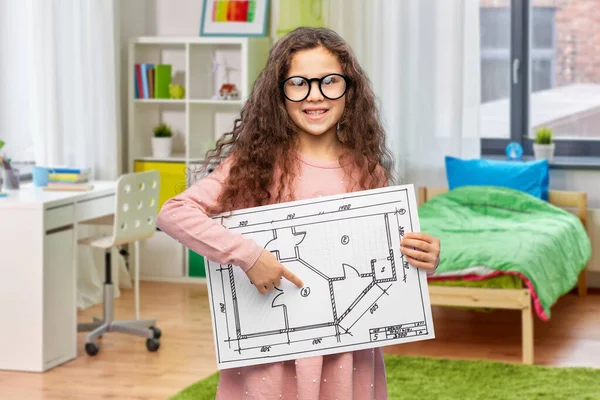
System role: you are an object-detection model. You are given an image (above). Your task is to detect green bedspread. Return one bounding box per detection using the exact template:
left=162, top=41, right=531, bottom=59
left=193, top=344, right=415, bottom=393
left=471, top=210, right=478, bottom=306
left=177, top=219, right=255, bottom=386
left=419, top=186, right=592, bottom=319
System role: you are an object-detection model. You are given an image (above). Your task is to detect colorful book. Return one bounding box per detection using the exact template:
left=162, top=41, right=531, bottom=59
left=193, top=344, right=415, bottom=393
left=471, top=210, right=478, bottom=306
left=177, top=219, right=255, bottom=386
left=50, top=167, right=90, bottom=174
left=134, top=63, right=171, bottom=99
left=141, top=64, right=148, bottom=99
left=154, top=64, right=172, bottom=99
left=135, top=64, right=144, bottom=98
left=142, top=64, right=154, bottom=99
left=49, top=173, right=88, bottom=183
left=44, top=182, right=94, bottom=191
left=134, top=65, right=139, bottom=98
left=148, top=67, right=155, bottom=98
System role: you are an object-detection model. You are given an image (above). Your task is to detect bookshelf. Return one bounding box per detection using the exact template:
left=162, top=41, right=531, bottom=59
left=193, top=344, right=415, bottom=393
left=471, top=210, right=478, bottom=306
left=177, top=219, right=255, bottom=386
left=127, top=36, right=272, bottom=282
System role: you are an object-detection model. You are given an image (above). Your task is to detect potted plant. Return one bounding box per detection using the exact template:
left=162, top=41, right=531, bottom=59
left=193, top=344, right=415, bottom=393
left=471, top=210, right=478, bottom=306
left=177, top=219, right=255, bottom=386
left=533, top=126, right=554, bottom=162
left=152, top=123, right=173, bottom=158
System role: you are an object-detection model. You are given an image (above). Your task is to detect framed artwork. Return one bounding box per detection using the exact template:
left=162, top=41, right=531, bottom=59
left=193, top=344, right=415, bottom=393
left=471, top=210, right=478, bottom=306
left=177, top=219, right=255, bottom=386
left=200, top=0, right=270, bottom=37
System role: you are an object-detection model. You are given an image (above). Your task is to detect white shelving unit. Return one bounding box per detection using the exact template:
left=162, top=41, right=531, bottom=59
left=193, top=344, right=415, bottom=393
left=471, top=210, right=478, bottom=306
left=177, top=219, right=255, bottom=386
left=127, top=36, right=272, bottom=172
left=127, top=36, right=272, bottom=282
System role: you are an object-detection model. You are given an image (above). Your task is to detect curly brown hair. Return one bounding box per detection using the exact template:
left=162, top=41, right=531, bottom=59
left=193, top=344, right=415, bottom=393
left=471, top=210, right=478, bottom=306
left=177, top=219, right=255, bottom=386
left=200, top=27, right=394, bottom=214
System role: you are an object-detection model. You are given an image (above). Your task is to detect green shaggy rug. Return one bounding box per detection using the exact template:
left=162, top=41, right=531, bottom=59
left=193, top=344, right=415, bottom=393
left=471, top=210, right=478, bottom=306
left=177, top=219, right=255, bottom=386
left=169, top=355, right=600, bottom=400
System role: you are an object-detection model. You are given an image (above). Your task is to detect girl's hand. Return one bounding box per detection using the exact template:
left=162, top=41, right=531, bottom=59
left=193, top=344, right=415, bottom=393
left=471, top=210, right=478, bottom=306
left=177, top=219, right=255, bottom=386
left=246, top=249, right=304, bottom=294
left=400, top=232, right=441, bottom=272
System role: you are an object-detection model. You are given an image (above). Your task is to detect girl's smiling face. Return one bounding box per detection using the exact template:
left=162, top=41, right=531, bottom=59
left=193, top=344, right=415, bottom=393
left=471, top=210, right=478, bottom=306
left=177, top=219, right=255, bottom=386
left=283, top=46, right=346, bottom=142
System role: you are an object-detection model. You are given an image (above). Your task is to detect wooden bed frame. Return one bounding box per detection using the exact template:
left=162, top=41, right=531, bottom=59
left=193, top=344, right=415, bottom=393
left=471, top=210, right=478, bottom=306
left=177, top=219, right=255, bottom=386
left=419, top=187, right=589, bottom=365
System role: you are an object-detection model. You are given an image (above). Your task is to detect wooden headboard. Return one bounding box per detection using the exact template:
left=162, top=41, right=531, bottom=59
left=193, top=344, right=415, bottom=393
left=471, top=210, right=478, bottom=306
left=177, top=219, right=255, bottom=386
left=417, top=187, right=588, bottom=230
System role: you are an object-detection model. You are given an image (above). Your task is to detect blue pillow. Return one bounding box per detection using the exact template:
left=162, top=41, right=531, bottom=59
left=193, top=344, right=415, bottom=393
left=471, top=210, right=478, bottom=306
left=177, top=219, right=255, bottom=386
left=445, top=156, right=550, bottom=200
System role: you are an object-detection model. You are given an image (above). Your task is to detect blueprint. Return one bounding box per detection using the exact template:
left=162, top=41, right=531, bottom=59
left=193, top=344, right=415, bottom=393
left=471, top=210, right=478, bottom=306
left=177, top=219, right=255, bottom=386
left=205, top=184, right=435, bottom=369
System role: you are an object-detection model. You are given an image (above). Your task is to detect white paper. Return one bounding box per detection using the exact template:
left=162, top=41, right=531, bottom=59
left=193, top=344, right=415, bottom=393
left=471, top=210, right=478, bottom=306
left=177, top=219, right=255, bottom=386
left=205, top=184, right=435, bottom=370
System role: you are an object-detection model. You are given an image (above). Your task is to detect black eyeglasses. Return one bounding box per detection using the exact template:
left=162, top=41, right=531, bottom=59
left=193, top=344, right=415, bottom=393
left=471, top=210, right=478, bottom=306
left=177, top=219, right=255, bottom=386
left=280, top=74, right=350, bottom=102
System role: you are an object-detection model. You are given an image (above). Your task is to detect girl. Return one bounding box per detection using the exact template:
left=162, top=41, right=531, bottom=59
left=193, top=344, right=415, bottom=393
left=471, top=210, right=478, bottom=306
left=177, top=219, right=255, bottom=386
left=157, top=27, right=440, bottom=400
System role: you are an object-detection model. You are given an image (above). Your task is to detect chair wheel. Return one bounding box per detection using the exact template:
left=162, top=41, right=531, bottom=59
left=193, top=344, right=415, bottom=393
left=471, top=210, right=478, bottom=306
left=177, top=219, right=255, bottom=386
left=150, top=326, right=162, bottom=339
left=85, top=342, right=99, bottom=356
left=146, top=338, right=160, bottom=352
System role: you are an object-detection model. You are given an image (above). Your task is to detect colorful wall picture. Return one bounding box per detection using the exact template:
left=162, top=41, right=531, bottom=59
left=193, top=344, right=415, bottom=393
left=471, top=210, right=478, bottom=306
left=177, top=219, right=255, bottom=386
left=200, top=0, right=269, bottom=37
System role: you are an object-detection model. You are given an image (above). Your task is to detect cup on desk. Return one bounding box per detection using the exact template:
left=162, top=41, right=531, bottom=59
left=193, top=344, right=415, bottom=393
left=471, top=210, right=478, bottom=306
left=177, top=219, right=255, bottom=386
left=32, top=166, right=50, bottom=187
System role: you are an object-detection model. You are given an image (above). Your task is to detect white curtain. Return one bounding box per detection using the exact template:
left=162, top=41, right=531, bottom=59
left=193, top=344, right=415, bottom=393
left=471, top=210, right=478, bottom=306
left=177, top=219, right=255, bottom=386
left=325, top=0, right=481, bottom=187
left=28, top=0, right=121, bottom=179
left=0, top=0, right=128, bottom=309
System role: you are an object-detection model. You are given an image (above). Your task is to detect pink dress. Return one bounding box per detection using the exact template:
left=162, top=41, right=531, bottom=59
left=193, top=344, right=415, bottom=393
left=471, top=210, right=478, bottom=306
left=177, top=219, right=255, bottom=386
left=157, top=152, right=389, bottom=400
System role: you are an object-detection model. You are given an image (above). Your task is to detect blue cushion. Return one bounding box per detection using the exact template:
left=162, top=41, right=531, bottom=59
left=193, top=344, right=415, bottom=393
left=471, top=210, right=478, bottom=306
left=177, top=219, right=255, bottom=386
left=445, top=156, right=550, bottom=200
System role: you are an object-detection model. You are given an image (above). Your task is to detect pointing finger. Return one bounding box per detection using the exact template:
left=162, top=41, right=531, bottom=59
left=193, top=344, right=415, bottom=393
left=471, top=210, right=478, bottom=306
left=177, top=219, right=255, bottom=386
left=282, top=267, right=303, bottom=288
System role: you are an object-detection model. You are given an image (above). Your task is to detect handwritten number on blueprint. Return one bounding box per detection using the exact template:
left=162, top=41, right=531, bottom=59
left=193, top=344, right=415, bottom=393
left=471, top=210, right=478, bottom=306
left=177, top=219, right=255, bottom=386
left=370, top=303, right=378, bottom=314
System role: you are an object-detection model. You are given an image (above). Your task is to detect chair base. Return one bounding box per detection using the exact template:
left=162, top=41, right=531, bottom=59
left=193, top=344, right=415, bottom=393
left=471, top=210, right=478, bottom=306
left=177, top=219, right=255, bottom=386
left=77, top=251, right=161, bottom=356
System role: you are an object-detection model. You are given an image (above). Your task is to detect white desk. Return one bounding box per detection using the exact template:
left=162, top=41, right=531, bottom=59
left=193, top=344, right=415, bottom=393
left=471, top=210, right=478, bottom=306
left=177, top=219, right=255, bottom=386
left=0, top=181, right=116, bottom=372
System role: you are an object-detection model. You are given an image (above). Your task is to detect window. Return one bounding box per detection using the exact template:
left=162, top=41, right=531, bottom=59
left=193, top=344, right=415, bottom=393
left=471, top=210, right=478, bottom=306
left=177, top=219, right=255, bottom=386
left=480, top=0, right=600, bottom=157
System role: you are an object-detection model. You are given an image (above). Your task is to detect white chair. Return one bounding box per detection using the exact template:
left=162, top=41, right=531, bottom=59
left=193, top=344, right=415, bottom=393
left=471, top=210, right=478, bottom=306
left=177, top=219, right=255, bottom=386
left=77, top=170, right=161, bottom=356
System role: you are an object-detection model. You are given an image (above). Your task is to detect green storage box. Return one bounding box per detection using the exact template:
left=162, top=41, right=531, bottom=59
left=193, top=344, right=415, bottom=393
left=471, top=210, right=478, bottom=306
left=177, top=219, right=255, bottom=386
left=189, top=250, right=206, bottom=278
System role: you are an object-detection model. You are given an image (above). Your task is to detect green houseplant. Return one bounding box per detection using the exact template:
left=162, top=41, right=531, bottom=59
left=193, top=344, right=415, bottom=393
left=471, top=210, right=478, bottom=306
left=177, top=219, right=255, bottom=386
left=532, top=126, right=554, bottom=162
left=152, top=123, right=173, bottom=158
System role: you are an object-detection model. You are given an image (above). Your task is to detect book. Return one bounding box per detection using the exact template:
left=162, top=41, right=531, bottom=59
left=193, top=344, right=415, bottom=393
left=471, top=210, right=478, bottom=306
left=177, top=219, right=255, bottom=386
left=141, top=63, right=154, bottom=100
left=49, top=172, right=89, bottom=183
left=155, top=64, right=172, bottom=99
left=49, top=167, right=90, bottom=174
left=43, top=182, right=94, bottom=191
left=134, top=65, right=139, bottom=98
left=148, top=67, right=154, bottom=98
left=135, top=64, right=144, bottom=98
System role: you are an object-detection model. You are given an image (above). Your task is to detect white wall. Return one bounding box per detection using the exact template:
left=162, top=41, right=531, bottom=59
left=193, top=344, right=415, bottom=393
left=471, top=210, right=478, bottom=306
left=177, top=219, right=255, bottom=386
left=118, top=0, right=198, bottom=170
left=118, top=0, right=154, bottom=172
left=147, top=0, right=279, bottom=39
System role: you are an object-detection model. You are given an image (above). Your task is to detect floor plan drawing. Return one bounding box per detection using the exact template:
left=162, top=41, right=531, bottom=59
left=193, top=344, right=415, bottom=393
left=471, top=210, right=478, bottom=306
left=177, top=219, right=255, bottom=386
left=205, top=184, right=435, bottom=369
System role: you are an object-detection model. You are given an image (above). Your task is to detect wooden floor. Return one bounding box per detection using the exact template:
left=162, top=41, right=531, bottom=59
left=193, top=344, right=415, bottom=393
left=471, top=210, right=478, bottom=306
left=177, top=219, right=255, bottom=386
left=1, top=282, right=599, bottom=399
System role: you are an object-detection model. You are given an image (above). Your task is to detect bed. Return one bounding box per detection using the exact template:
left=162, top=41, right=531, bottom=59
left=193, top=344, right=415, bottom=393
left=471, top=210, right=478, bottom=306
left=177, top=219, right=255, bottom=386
left=418, top=185, right=592, bottom=365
